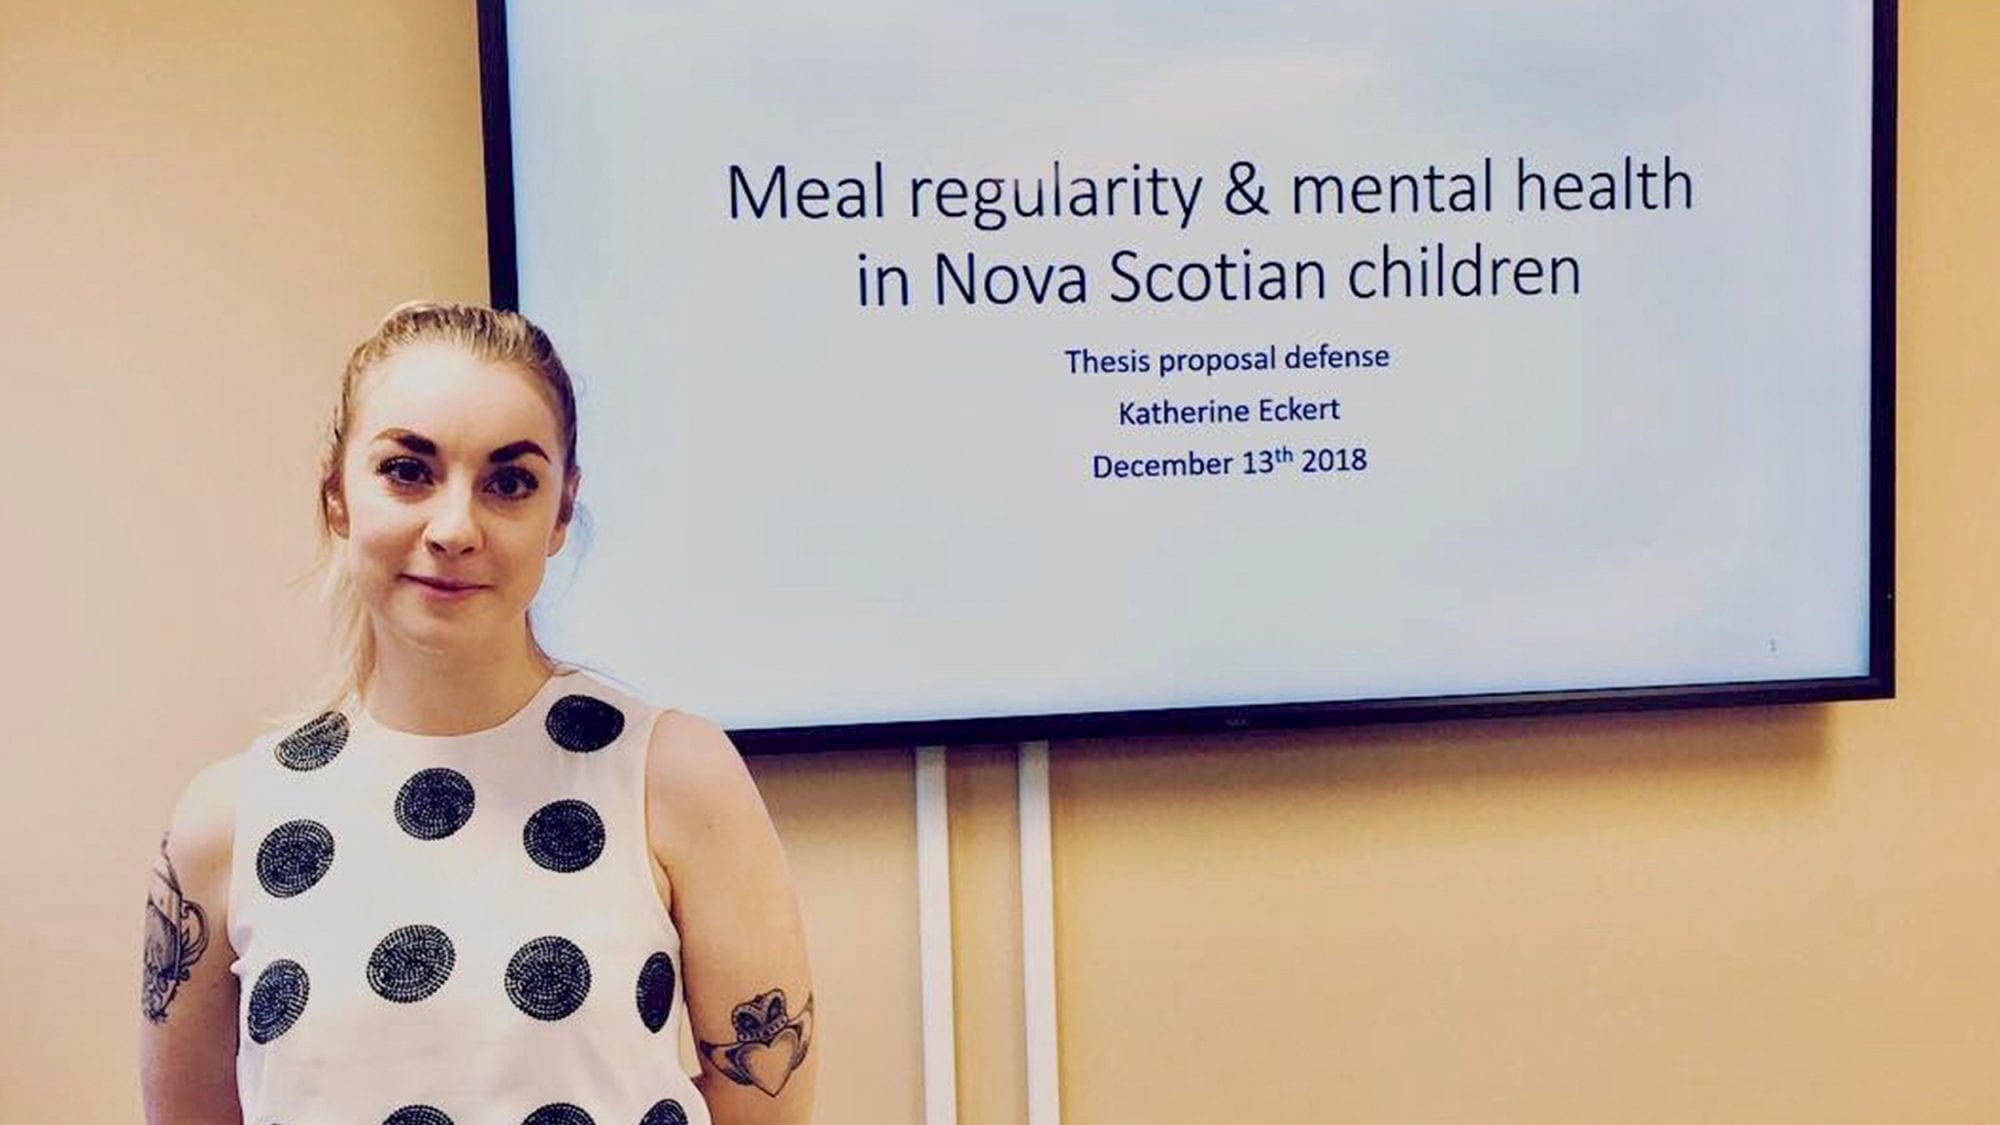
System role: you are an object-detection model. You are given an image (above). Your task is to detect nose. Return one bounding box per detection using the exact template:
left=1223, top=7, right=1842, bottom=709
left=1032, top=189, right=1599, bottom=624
left=424, top=480, right=483, bottom=557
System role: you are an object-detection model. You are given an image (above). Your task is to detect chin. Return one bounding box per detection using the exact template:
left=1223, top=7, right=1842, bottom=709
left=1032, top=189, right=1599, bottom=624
left=376, top=604, right=504, bottom=655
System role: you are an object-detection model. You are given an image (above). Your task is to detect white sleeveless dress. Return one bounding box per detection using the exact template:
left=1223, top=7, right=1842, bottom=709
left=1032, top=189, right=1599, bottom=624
left=226, top=668, right=710, bottom=1125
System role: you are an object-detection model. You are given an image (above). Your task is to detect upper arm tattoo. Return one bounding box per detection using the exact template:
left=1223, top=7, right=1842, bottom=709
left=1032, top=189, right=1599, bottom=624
left=142, top=832, right=211, bottom=1023
left=697, top=989, right=814, bottom=1097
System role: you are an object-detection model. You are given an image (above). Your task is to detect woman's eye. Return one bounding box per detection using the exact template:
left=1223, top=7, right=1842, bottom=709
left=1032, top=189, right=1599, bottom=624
left=488, top=467, right=540, bottom=499
left=378, top=457, right=431, bottom=486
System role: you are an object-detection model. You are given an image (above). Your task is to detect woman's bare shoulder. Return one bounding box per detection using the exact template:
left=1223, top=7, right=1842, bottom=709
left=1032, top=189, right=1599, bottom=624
left=163, top=752, right=247, bottom=879
left=642, top=708, right=769, bottom=854
left=645, top=708, right=742, bottom=780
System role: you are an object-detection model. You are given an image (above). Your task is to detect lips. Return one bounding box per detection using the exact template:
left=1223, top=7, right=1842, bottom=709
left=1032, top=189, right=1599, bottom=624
left=404, top=575, right=487, bottom=592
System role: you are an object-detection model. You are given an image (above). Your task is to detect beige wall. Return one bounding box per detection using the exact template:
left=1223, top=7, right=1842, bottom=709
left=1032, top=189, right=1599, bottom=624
left=1, top=3, right=1993, bottom=1122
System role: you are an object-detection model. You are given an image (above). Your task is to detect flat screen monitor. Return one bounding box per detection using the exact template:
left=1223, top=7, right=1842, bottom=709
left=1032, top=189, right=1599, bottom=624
left=480, top=0, right=1895, bottom=751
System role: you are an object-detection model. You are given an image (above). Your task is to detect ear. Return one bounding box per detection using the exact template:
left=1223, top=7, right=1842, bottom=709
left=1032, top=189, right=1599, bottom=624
left=323, top=483, right=350, bottom=540
left=548, top=472, right=581, bottom=556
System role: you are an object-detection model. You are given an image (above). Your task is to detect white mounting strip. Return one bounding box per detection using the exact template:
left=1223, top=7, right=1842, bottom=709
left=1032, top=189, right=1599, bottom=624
left=914, top=745, right=958, bottom=1125
left=1018, top=740, right=1062, bottom=1125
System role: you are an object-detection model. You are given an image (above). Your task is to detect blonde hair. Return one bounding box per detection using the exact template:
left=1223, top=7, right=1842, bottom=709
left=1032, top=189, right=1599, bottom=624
left=306, top=301, right=582, bottom=715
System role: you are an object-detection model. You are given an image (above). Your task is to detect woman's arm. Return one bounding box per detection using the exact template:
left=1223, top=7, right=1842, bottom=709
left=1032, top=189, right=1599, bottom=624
left=139, top=757, right=243, bottom=1124
left=647, top=712, right=817, bottom=1125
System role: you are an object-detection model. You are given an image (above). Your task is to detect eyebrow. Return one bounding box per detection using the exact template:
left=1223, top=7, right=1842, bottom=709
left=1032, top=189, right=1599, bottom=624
left=370, top=429, right=551, bottom=464
left=376, top=430, right=437, bottom=456
left=488, top=440, right=552, bottom=465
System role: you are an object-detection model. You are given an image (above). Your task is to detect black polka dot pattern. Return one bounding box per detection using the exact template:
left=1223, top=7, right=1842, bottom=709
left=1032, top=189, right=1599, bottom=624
left=523, top=800, right=605, bottom=873
left=246, top=959, right=310, bottom=1044
left=522, top=1105, right=594, bottom=1125
left=639, top=1099, right=688, bottom=1125
left=384, top=1108, right=453, bottom=1125
left=255, top=820, right=335, bottom=898
left=636, top=952, right=676, bottom=1033
left=395, top=768, right=476, bottom=840
left=506, top=936, right=592, bottom=1021
left=276, top=711, right=348, bottom=771
left=367, top=925, right=456, bottom=1003
left=545, top=694, right=624, bottom=752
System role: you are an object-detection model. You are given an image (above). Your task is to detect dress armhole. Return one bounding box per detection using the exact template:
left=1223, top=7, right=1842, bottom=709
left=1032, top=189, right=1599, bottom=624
left=635, top=706, right=685, bottom=947
left=219, top=741, right=264, bottom=977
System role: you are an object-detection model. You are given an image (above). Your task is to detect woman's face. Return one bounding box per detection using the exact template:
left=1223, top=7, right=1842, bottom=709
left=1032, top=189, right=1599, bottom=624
left=328, top=342, right=574, bottom=663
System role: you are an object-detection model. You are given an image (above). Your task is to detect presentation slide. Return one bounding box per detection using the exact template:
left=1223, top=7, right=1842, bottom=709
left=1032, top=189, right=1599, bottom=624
left=499, top=1, right=1881, bottom=737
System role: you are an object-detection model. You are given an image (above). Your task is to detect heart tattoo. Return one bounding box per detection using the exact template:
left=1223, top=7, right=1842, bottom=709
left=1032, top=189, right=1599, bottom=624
left=698, top=989, right=814, bottom=1097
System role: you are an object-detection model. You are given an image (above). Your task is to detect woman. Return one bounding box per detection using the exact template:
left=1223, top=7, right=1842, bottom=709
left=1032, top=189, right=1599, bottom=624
left=139, top=303, right=815, bottom=1125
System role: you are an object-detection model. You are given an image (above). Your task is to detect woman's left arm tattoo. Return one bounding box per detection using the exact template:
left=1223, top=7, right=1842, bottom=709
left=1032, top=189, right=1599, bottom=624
left=141, top=832, right=211, bottom=1023
left=697, top=988, right=814, bottom=1097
